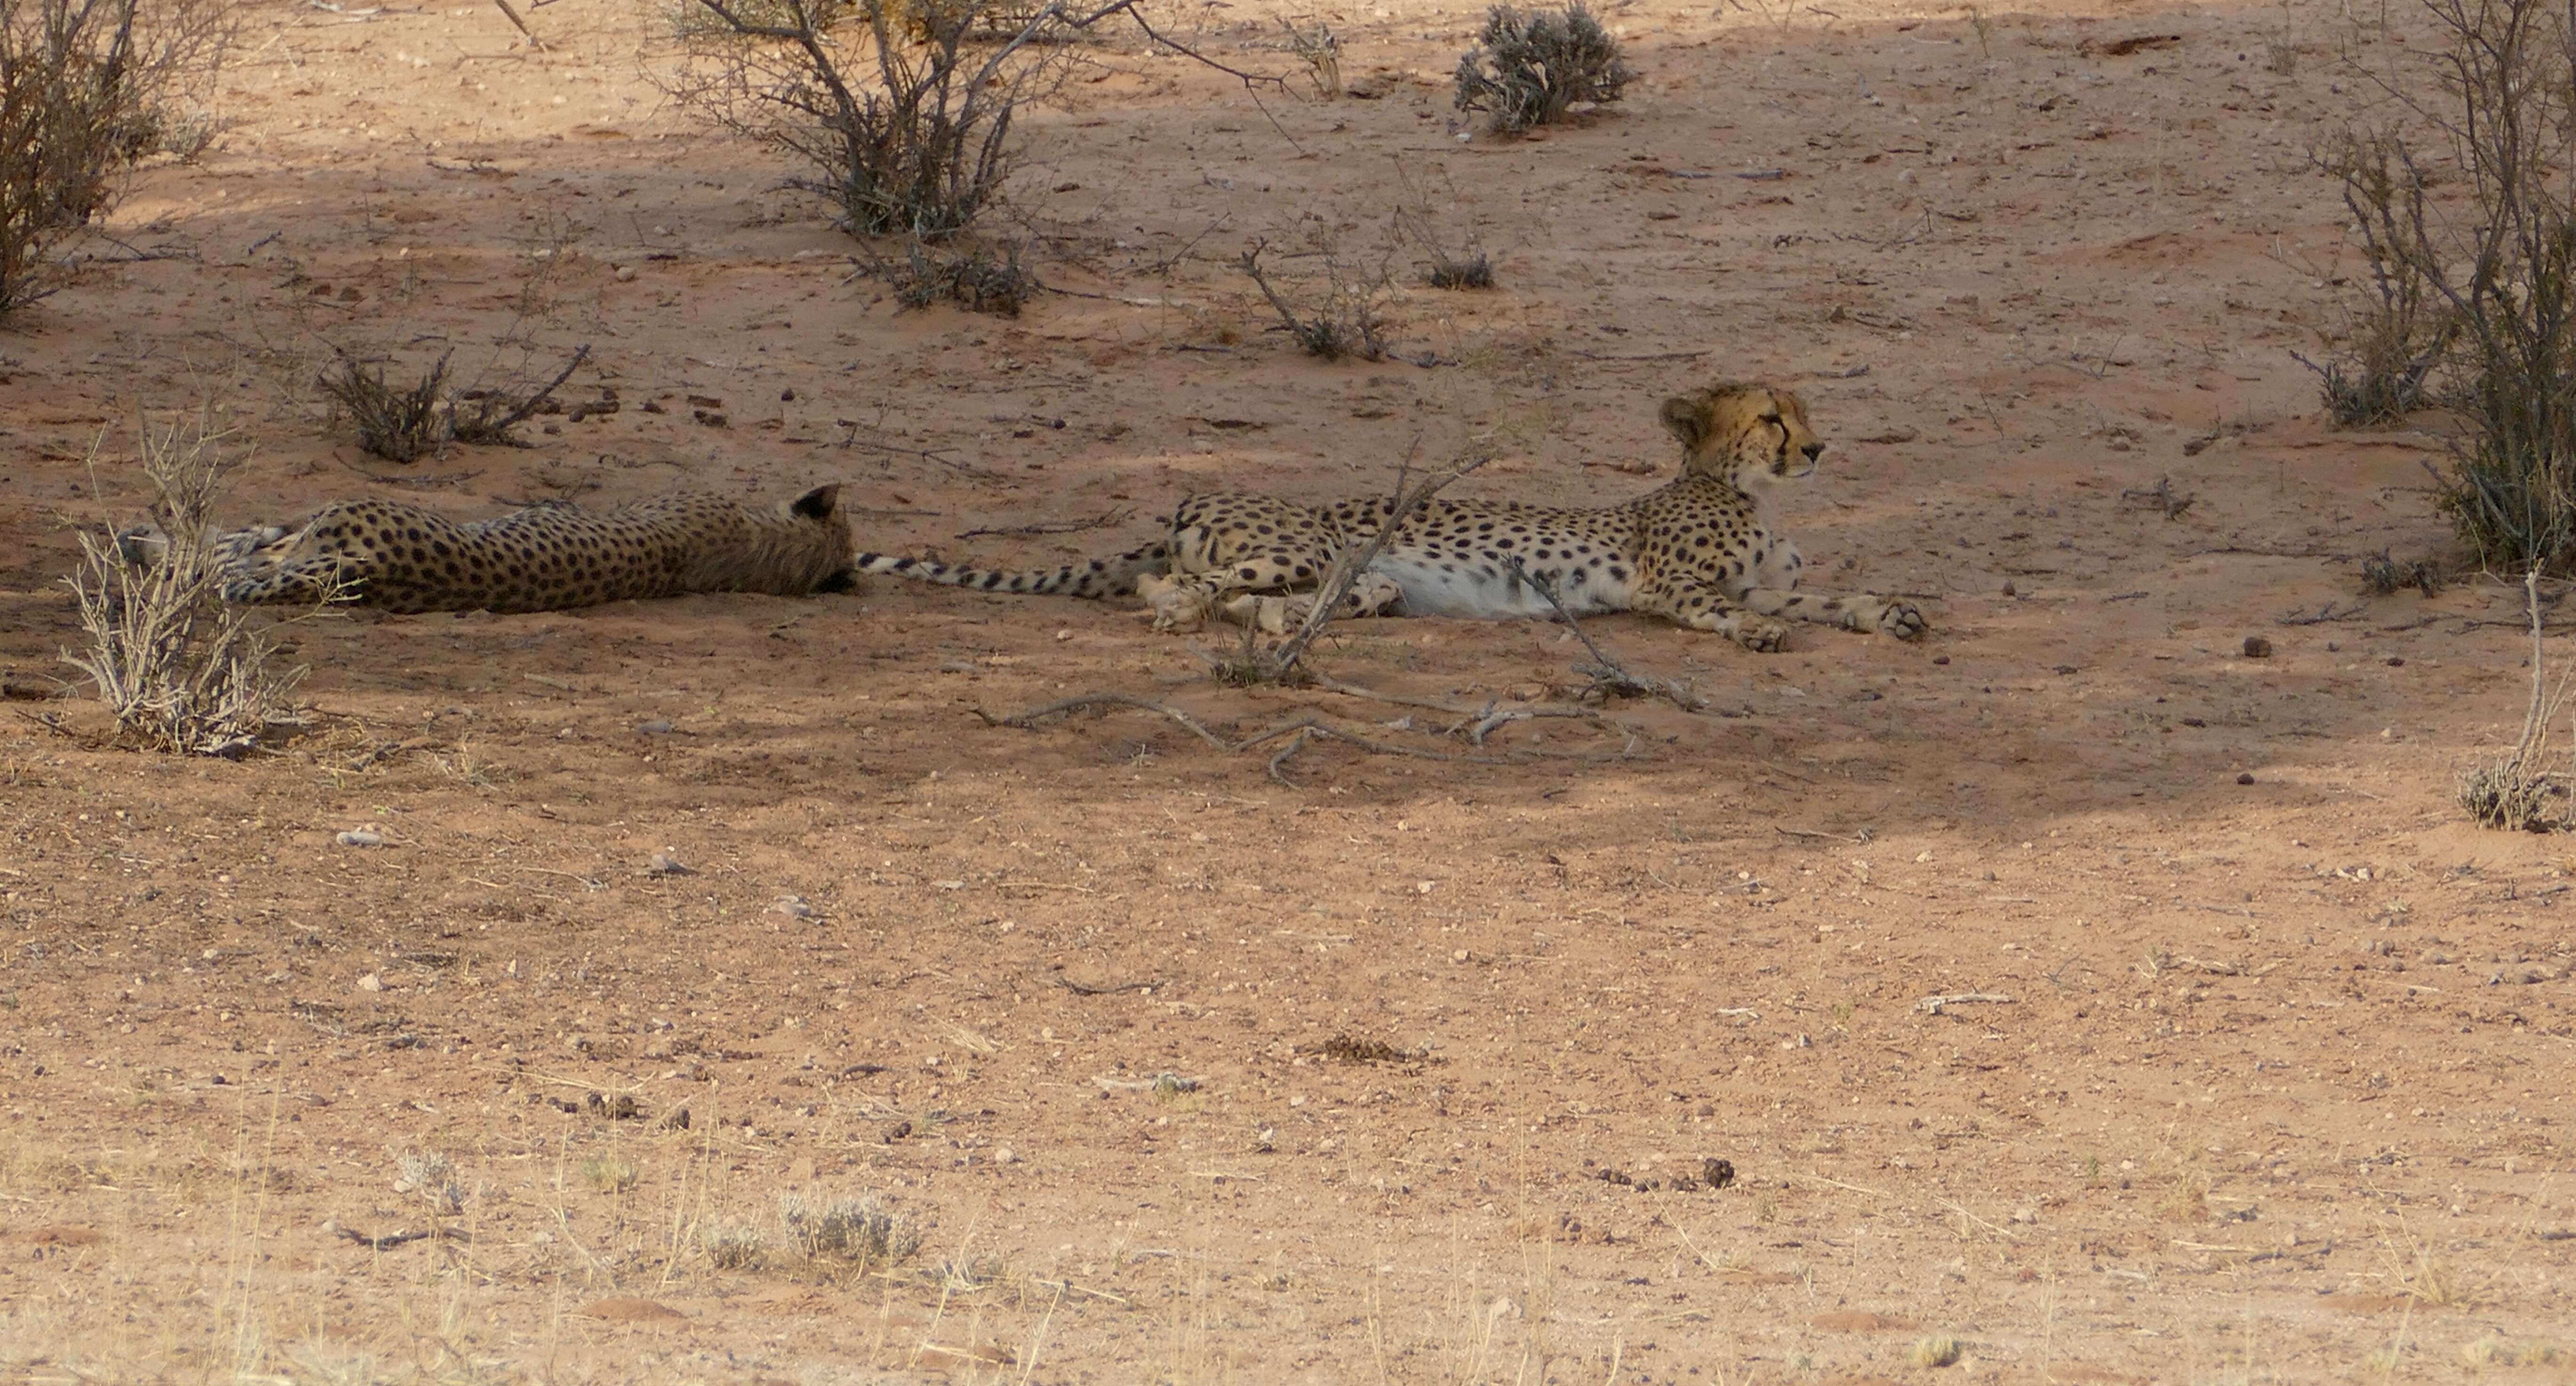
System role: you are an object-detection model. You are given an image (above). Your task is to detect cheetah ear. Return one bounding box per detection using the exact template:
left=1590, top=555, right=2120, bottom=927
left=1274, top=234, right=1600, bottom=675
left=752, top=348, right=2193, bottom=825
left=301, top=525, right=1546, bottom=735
left=790, top=484, right=842, bottom=522
left=1659, top=394, right=1710, bottom=451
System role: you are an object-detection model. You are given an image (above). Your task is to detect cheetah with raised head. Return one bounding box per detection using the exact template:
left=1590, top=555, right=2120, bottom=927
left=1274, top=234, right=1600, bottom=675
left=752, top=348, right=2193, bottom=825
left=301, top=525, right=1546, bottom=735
left=854, top=382, right=1924, bottom=650
left=144, top=485, right=856, bottom=615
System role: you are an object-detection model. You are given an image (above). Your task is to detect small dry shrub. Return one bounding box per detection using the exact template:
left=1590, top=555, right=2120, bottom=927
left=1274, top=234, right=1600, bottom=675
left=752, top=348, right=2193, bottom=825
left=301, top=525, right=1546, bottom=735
left=63, top=411, right=320, bottom=757
left=670, top=0, right=1089, bottom=239
left=875, top=238, right=1036, bottom=315
left=702, top=1219, right=768, bottom=1270
left=1238, top=238, right=1392, bottom=362
left=778, top=1190, right=921, bottom=1269
left=2461, top=572, right=2573, bottom=830
left=0, top=0, right=229, bottom=313
left=319, top=349, right=452, bottom=463
left=1279, top=16, right=1340, bottom=99
left=1452, top=2, right=1632, bottom=135
left=2302, top=131, right=2450, bottom=427
left=2359, top=548, right=2440, bottom=596
left=319, top=342, right=588, bottom=458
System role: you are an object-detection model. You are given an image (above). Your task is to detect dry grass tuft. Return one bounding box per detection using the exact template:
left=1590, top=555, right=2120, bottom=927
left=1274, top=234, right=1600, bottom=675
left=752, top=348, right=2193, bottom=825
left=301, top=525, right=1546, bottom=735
left=778, top=1190, right=922, bottom=1270
left=63, top=411, right=322, bottom=757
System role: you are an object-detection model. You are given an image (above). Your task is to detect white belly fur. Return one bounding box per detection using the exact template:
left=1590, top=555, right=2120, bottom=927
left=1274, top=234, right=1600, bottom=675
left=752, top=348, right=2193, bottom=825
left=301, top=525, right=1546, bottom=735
left=1365, top=551, right=1626, bottom=620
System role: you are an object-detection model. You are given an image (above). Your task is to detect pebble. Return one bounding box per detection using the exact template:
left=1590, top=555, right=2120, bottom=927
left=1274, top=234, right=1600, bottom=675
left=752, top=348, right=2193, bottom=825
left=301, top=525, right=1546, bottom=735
left=647, top=852, right=693, bottom=876
left=356, top=972, right=385, bottom=992
left=774, top=895, right=815, bottom=919
left=613, top=265, right=636, bottom=282
left=336, top=829, right=386, bottom=847
left=2242, top=635, right=2273, bottom=659
left=637, top=720, right=675, bottom=735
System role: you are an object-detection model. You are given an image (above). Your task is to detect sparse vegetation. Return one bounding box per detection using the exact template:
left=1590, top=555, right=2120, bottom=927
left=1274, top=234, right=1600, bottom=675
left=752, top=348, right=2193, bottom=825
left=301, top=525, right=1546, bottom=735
left=1452, top=2, right=1632, bottom=135
left=671, top=0, right=1095, bottom=239
left=2303, top=131, right=2451, bottom=426
left=1280, top=15, right=1340, bottom=98
left=2360, top=548, right=2441, bottom=596
left=2459, top=572, right=2571, bottom=830
left=63, top=411, right=319, bottom=757
left=0, top=0, right=228, bottom=314
left=1237, top=238, right=1392, bottom=361
left=319, top=342, right=588, bottom=459
left=2328, top=0, right=2576, bottom=568
left=581, top=1154, right=640, bottom=1195
left=871, top=237, right=1038, bottom=315
left=778, top=1189, right=922, bottom=1269
left=319, top=350, right=452, bottom=463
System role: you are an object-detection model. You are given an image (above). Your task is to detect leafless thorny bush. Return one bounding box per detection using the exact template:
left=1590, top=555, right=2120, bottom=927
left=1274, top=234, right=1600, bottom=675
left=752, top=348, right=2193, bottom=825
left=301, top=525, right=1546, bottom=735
left=1451, top=2, right=1632, bottom=135
left=1394, top=197, right=1493, bottom=290
left=671, top=0, right=1123, bottom=239
left=1278, top=15, right=1339, bottom=98
left=0, top=0, right=230, bottom=313
left=861, top=235, right=1038, bottom=314
left=2460, top=571, right=2575, bottom=830
left=1237, top=237, right=1395, bottom=361
left=318, top=342, right=589, bottom=459
left=2300, top=130, right=2451, bottom=426
left=2332, top=0, right=2576, bottom=572
left=318, top=349, right=451, bottom=463
left=63, top=412, right=324, bottom=757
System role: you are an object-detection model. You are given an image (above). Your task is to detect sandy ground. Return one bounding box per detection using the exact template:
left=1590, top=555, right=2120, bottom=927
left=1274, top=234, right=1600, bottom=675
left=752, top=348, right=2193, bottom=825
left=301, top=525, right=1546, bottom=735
left=3, top=0, right=2575, bottom=1379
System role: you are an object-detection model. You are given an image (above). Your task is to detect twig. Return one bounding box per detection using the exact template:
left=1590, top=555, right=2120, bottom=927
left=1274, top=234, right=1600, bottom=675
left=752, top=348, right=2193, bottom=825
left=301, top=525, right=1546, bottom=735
left=490, top=0, right=544, bottom=48
left=1055, top=976, right=1155, bottom=996
left=956, top=508, right=1128, bottom=541
left=2119, top=476, right=2195, bottom=519
left=978, top=695, right=1228, bottom=747
left=470, top=343, right=588, bottom=437
left=2276, top=602, right=2368, bottom=626
left=1502, top=558, right=1707, bottom=712
left=1267, top=450, right=1489, bottom=676
left=1916, top=992, right=2015, bottom=1015
left=335, top=1224, right=442, bottom=1250
left=1569, top=349, right=1711, bottom=363
left=1775, top=825, right=1873, bottom=842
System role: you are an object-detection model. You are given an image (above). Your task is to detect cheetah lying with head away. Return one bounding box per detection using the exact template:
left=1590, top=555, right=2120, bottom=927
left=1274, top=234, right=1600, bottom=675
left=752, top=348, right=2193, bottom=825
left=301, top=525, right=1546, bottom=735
left=855, top=383, right=1924, bottom=651
left=126, top=485, right=855, bottom=615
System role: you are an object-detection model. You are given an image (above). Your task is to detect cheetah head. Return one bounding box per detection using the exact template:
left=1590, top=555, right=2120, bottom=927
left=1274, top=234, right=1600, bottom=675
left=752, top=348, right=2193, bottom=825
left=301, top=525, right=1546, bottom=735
left=1658, top=383, right=1822, bottom=489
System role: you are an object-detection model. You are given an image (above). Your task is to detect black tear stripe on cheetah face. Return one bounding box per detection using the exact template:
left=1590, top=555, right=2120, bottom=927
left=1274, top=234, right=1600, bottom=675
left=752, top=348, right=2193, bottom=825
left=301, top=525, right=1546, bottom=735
left=208, top=485, right=855, bottom=615
left=852, top=382, right=1926, bottom=652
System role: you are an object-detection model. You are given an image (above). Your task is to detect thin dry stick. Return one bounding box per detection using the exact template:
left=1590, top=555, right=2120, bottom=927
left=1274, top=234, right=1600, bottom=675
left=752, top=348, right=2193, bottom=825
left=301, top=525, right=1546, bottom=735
left=1501, top=557, right=1708, bottom=711
left=975, top=694, right=1229, bottom=747
left=1267, top=451, right=1489, bottom=676
left=462, top=343, right=590, bottom=439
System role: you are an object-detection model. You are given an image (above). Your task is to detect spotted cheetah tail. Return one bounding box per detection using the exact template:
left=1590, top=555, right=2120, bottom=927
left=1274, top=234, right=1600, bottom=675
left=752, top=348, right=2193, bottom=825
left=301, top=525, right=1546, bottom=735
left=852, top=540, right=1171, bottom=600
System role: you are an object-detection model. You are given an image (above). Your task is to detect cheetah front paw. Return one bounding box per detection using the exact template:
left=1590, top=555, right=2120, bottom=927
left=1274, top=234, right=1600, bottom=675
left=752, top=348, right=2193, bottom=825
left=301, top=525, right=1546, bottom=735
left=1875, top=601, right=1928, bottom=640
left=1732, top=616, right=1791, bottom=653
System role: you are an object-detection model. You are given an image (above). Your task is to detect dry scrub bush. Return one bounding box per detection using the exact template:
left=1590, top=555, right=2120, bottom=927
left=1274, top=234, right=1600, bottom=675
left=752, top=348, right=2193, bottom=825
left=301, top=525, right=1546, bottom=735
left=0, top=0, right=228, bottom=313
left=869, top=236, right=1038, bottom=314
left=2460, top=572, right=2573, bottom=830
left=1452, top=2, right=1631, bottom=135
left=318, top=343, right=588, bottom=459
left=318, top=349, right=451, bottom=463
left=2333, top=0, right=2576, bottom=571
left=2302, top=132, right=2451, bottom=426
left=780, top=1190, right=921, bottom=1267
left=671, top=0, right=1108, bottom=239
left=1238, top=237, right=1393, bottom=361
left=63, top=413, right=319, bottom=757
